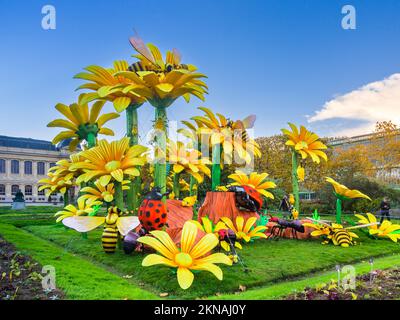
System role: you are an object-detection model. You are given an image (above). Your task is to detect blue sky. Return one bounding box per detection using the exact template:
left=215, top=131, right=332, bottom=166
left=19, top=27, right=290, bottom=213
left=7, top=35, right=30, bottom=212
left=1, top=0, right=399, bottom=143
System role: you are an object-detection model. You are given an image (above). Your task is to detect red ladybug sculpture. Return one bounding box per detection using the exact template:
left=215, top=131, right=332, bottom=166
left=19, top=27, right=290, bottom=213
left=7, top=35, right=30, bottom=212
left=138, top=187, right=169, bottom=232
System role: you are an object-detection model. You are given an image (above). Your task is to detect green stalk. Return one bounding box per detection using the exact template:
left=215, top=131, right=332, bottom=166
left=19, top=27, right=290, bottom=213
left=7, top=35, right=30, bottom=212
left=189, top=176, right=196, bottom=196
left=211, top=143, right=221, bottom=191
left=291, top=151, right=300, bottom=212
left=63, top=189, right=69, bottom=207
left=114, top=181, right=124, bottom=210
left=126, top=104, right=142, bottom=211
left=173, top=173, right=180, bottom=199
left=86, top=132, right=96, bottom=148
left=154, top=106, right=168, bottom=200
left=336, top=198, right=343, bottom=224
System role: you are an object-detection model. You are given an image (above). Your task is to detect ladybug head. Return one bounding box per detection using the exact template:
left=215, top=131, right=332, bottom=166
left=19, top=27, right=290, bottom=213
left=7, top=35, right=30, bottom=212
left=146, top=187, right=169, bottom=200
left=218, top=229, right=228, bottom=239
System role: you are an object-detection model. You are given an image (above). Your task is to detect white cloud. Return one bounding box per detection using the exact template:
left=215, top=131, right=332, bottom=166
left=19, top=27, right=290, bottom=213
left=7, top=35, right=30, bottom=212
left=308, top=73, right=400, bottom=136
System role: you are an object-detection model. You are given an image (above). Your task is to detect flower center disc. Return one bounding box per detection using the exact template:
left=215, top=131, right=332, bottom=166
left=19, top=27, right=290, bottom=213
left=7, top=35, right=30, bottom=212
left=105, top=160, right=121, bottom=172
left=175, top=253, right=193, bottom=267
left=295, top=141, right=308, bottom=150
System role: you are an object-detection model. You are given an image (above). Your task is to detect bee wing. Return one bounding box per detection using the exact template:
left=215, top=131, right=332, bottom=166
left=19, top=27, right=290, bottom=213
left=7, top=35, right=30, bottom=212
left=116, top=216, right=140, bottom=236
left=172, top=48, right=182, bottom=65
left=241, top=115, right=257, bottom=129
left=129, top=34, right=156, bottom=65
left=63, top=216, right=105, bottom=233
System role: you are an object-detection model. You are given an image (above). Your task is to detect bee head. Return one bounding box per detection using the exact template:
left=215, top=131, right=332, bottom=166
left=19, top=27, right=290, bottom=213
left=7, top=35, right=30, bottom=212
left=165, top=63, right=174, bottom=73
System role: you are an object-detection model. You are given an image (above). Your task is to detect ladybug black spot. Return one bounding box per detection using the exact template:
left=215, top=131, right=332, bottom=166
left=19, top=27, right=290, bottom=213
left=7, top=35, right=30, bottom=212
left=158, top=223, right=164, bottom=228
left=155, top=218, right=160, bottom=223
left=161, top=213, right=167, bottom=219
left=155, top=209, right=160, bottom=213
left=147, top=221, right=152, bottom=226
left=157, top=203, right=162, bottom=207
left=146, top=211, right=150, bottom=217
left=148, top=202, right=154, bottom=208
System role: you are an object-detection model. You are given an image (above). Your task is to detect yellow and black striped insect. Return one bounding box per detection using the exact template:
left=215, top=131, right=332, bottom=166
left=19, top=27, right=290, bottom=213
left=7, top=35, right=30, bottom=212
left=330, top=228, right=355, bottom=247
left=305, top=218, right=379, bottom=247
left=128, top=35, right=191, bottom=74
left=62, top=207, right=140, bottom=254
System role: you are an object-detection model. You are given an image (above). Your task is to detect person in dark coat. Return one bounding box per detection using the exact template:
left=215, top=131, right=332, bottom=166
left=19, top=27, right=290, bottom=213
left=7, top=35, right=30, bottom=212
left=279, top=195, right=291, bottom=213
left=380, top=197, right=391, bottom=224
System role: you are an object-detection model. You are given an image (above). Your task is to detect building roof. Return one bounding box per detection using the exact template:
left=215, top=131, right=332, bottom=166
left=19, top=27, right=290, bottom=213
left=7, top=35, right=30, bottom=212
left=0, top=135, right=59, bottom=151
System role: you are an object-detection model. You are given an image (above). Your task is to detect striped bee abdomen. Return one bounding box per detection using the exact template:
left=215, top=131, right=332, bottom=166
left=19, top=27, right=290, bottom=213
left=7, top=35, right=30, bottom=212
left=333, top=230, right=353, bottom=247
left=102, top=225, right=119, bottom=253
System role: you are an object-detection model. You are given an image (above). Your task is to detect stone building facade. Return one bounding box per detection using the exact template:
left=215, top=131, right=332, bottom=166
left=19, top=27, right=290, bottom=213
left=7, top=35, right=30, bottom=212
left=0, top=135, right=71, bottom=203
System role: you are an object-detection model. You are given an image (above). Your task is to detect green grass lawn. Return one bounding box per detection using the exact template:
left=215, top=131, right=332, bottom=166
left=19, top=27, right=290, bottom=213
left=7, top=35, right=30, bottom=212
left=20, top=223, right=400, bottom=299
left=0, top=223, right=157, bottom=300
left=0, top=205, right=61, bottom=215
left=1, top=211, right=400, bottom=300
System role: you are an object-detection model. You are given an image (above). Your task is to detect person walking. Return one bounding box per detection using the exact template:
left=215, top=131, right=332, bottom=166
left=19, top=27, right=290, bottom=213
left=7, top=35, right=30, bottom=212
left=379, top=197, right=391, bottom=224
left=279, top=195, right=292, bottom=215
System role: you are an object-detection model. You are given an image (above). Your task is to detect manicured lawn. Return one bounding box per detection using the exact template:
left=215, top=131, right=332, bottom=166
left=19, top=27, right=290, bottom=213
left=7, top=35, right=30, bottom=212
left=0, top=205, right=61, bottom=215
left=1, top=212, right=400, bottom=300
left=20, top=223, right=400, bottom=299
left=0, top=223, right=157, bottom=300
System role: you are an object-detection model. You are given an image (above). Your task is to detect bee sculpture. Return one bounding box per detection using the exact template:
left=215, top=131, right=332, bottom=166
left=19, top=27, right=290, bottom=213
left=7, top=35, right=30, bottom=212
left=62, top=206, right=140, bottom=253
left=128, top=35, right=191, bottom=73
left=304, top=218, right=379, bottom=247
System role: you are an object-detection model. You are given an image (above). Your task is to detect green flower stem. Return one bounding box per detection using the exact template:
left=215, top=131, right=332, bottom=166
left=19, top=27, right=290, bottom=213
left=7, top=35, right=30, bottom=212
left=114, top=181, right=124, bottom=210
left=189, top=176, right=196, bottom=196
left=291, top=150, right=300, bottom=212
left=63, top=189, right=69, bottom=207
left=86, top=132, right=96, bottom=148
left=336, top=198, right=343, bottom=224
left=126, top=104, right=142, bottom=212
left=154, top=106, right=168, bottom=201
left=211, top=143, right=221, bottom=191
left=173, top=173, right=180, bottom=199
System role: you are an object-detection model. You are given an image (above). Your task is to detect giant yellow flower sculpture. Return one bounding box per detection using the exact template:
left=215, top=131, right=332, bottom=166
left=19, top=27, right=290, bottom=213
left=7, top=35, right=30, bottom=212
left=38, top=172, right=73, bottom=196
left=281, top=123, right=328, bottom=212
left=113, top=37, right=208, bottom=196
left=228, top=170, right=276, bottom=199
left=282, top=123, right=328, bottom=163
left=355, top=213, right=400, bottom=242
left=79, top=179, right=130, bottom=203
left=75, top=60, right=146, bottom=113
left=75, top=60, right=148, bottom=211
left=55, top=198, right=101, bottom=222
left=71, top=137, right=147, bottom=209
left=48, top=100, right=119, bottom=150
left=326, top=177, right=371, bottom=223
left=167, top=140, right=211, bottom=182
left=326, top=177, right=371, bottom=200
left=219, top=217, right=268, bottom=242
left=72, top=137, right=147, bottom=186
left=137, top=221, right=232, bottom=290
left=191, top=216, right=227, bottom=235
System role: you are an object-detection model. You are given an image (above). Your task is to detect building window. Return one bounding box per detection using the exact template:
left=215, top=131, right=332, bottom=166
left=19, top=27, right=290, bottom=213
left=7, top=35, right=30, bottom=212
left=50, top=162, right=56, bottom=168
left=24, top=161, right=33, bottom=175
left=11, top=185, right=19, bottom=195
left=38, top=186, right=45, bottom=196
left=25, top=185, right=32, bottom=196
left=37, top=162, right=45, bottom=175
left=11, top=160, right=19, bottom=174
left=0, top=159, right=5, bottom=173
left=0, top=184, right=5, bottom=195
